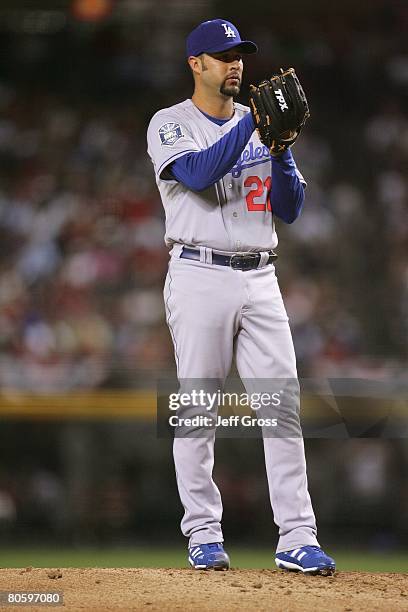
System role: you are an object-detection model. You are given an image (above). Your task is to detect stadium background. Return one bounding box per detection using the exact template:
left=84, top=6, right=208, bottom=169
left=0, top=0, right=407, bottom=571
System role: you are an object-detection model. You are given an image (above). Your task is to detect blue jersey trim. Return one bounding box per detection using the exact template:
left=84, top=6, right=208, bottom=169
left=230, top=157, right=270, bottom=178
left=198, top=108, right=230, bottom=126
left=158, top=148, right=198, bottom=177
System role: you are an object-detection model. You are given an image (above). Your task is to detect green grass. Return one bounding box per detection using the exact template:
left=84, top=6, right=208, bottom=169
left=0, top=548, right=407, bottom=573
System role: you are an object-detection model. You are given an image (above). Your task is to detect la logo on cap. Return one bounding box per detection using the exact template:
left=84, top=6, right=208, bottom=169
left=185, top=19, right=258, bottom=58
left=222, top=23, right=236, bottom=38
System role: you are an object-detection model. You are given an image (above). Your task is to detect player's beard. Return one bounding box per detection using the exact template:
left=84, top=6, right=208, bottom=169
left=220, top=78, right=241, bottom=98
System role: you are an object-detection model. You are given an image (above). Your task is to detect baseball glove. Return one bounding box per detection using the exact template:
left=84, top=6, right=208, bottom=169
left=249, top=68, right=310, bottom=156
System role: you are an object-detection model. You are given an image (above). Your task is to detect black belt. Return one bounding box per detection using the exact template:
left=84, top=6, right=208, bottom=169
left=180, top=247, right=278, bottom=271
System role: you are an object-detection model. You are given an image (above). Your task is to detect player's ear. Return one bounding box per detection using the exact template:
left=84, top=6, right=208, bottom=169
left=187, top=55, right=202, bottom=76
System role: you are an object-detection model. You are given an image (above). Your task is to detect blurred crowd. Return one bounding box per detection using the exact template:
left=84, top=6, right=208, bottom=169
left=0, top=2, right=407, bottom=392
left=0, top=87, right=172, bottom=390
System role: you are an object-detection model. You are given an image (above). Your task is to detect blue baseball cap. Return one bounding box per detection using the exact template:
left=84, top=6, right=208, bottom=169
left=186, top=19, right=258, bottom=58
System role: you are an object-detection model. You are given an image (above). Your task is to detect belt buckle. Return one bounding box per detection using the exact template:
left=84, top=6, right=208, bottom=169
left=230, top=253, right=258, bottom=271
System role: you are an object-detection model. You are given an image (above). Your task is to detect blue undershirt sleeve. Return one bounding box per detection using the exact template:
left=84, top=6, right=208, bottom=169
left=168, top=112, right=255, bottom=191
left=269, top=149, right=305, bottom=224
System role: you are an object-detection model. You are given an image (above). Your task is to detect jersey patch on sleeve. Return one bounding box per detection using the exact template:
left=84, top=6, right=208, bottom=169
left=159, top=122, right=184, bottom=146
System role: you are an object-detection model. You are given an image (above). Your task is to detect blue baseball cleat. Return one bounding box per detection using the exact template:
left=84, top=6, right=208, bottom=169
left=275, top=545, right=335, bottom=576
left=188, top=543, right=230, bottom=570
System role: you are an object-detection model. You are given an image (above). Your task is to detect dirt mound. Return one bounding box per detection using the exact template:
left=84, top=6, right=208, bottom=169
left=0, top=567, right=407, bottom=611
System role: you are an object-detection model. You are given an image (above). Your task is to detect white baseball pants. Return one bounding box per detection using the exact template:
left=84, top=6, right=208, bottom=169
left=164, top=250, right=319, bottom=553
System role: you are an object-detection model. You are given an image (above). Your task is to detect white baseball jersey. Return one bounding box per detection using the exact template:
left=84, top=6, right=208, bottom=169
left=147, top=99, right=305, bottom=252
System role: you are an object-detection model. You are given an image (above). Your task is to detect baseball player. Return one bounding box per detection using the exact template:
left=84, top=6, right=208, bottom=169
left=147, top=19, right=335, bottom=575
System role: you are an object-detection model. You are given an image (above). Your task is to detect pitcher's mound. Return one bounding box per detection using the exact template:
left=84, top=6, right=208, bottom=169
left=0, top=567, right=407, bottom=611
